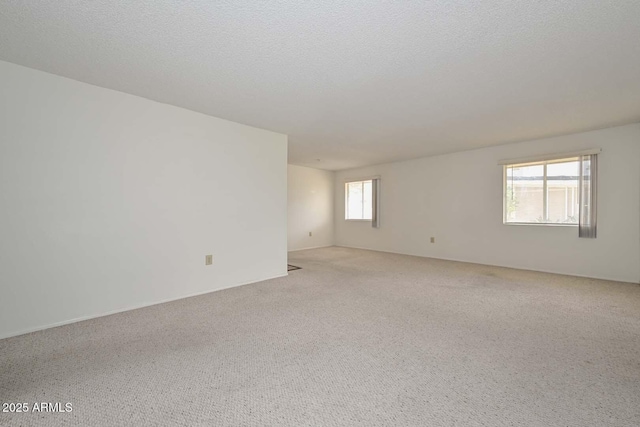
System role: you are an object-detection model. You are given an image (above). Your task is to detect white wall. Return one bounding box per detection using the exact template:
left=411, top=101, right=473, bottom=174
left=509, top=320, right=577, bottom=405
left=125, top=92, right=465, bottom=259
left=288, top=165, right=334, bottom=251
left=0, top=60, right=288, bottom=339
left=335, top=124, right=640, bottom=283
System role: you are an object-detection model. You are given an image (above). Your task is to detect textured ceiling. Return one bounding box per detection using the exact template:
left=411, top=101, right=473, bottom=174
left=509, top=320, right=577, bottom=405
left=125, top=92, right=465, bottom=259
left=1, top=1, right=640, bottom=170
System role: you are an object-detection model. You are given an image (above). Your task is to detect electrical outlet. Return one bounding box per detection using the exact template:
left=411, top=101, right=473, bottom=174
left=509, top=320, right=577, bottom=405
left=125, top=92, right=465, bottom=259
left=309, top=231, right=313, bottom=237
left=430, top=237, right=435, bottom=243
left=205, top=255, right=213, bottom=265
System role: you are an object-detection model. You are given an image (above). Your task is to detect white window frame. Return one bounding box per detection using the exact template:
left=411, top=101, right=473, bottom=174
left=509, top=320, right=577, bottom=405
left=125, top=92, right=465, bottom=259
left=345, top=179, right=373, bottom=221
left=503, top=157, right=580, bottom=226
left=499, top=149, right=600, bottom=228
left=344, top=176, right=380, bottom=226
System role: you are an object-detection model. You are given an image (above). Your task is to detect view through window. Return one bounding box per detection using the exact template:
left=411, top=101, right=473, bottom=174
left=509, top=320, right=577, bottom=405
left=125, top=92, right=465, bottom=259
left=345, top=180, right=372, bottom=220
left=504, top=157, right=581, bottom=224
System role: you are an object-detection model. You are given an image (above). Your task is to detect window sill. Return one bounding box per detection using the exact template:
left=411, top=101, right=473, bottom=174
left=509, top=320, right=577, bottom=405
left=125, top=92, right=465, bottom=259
left=345, top=219, right=372, bottom=222
left=503, top=222, right=578, bottom=227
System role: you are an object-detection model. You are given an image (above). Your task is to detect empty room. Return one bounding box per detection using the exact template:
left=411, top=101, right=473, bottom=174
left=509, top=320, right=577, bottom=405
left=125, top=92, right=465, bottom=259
left=1, top=1, right=640, bottom=426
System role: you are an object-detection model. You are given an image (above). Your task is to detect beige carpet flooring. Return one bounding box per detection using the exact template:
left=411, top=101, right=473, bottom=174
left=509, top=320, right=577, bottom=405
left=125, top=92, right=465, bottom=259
left=1, top=247, right=640, bottom=426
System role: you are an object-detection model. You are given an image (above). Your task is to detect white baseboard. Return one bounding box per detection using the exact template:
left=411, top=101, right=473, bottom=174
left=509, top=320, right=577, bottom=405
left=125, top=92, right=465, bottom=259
left=335, top=245, right=639, bottom=284
left=288, top=244, right=334, bottom=252
left=0, top=272, right=288, bottom=340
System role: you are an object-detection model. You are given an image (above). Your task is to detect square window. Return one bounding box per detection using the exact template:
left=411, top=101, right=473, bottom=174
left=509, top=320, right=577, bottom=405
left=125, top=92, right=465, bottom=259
left=504, top=158, right=579, bottom=225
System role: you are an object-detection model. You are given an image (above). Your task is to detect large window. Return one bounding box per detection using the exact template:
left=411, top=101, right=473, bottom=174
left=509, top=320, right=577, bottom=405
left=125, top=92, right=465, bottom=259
left=345, top=180, right=372, bottom=220
left=501, top=150, right=599, bottom=237
left=504, top=157, right=580, bottom=225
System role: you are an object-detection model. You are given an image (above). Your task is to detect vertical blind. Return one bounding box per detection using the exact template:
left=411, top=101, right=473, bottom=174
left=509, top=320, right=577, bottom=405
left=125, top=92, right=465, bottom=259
left=371, top=178, right=380, bottom=228
left=578, top=154, right=597, bottom=238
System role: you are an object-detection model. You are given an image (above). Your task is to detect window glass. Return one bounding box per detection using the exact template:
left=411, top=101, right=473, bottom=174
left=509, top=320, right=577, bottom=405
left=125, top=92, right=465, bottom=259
left=546, top=160, right=579, bottom=224
left=345, top=180, right=372, bottom=220
left=505, top=158, right=579, bottom=225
